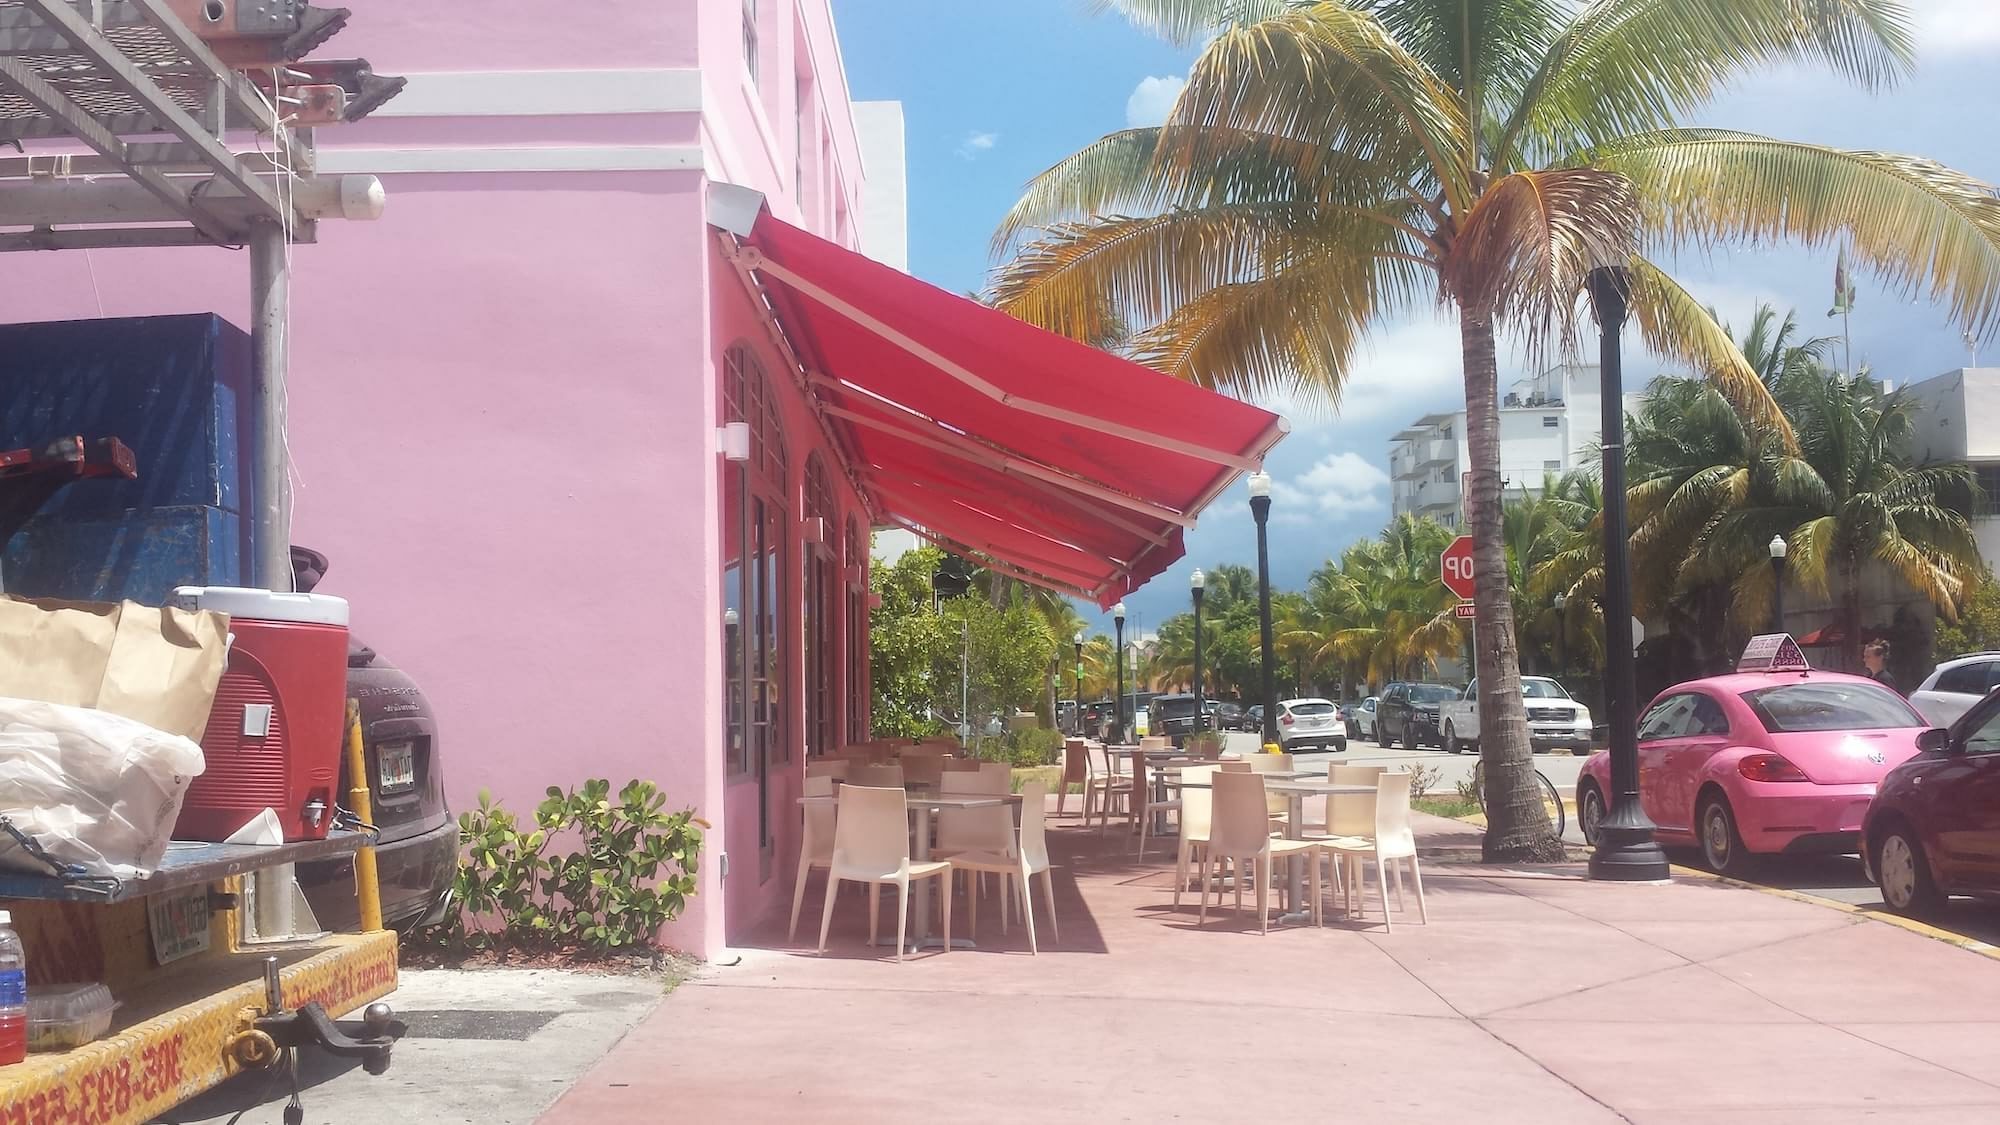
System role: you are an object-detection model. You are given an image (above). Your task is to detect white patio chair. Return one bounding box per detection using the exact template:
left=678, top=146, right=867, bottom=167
left=1200, top=772, right=1320, bottom=932
left=1325, top=772, right=1427, bottom=932
left=949, top=781, right=1057, bottom=953
left=816, top=784, right=952, bottom=962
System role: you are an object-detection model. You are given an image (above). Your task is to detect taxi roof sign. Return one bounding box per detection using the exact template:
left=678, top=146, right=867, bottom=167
left=1738, top=633, right=1810, bottom=673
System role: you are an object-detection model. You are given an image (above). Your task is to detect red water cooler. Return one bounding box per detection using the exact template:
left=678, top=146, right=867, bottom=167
left=170, top=587, right=351, bottom=842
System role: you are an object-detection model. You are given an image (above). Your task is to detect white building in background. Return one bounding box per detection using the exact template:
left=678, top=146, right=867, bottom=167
left=1900, top=367, right=2000, bottom=566
left=1389, top=365, right=1632, bottom=526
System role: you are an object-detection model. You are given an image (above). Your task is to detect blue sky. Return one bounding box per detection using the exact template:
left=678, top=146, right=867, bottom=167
left=831, top=0, right=2000, bottom=636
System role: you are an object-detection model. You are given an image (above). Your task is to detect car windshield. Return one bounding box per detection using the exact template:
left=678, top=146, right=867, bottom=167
left=1409, top=685, right=1459, bottom=703
left=1522, top=680, right=1571, bottom=699
left=1289, top=702, right=1336, bottom=716
left=1740, top=682, right=1925, bottom=733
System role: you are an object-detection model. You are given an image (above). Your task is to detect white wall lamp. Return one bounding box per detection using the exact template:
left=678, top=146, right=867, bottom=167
left=719, top=421, right=751, bottom=462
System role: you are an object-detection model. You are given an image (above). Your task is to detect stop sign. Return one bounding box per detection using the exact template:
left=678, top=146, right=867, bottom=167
left=1440, top=535, right=1477, bottom=599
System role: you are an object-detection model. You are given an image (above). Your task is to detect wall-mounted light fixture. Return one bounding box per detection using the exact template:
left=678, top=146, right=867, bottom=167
left=719, top=421, right=751, bottom=462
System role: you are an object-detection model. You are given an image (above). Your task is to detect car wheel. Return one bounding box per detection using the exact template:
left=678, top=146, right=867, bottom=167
left=1443, top=723, right=1464, bottom=755
left=1874, top=824, right=1944, bottom=918
left=1699, top=794, right=1751, bottom=876
left=1401, top=722, right=1419, bottom=751
left=1577, top=780, right=1606, bottom=847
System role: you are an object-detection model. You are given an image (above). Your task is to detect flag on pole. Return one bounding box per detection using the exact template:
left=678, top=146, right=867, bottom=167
left=1828, top=248, right=1857, bottom=316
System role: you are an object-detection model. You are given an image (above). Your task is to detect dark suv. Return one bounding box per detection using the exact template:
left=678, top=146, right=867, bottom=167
left=1149, top=693, right=1207, bottom=744
left=1376, top=682, right=1461, bottom=749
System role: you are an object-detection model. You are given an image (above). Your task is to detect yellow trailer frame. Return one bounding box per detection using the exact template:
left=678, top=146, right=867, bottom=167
left=0, top=706, right=402, bottom=1124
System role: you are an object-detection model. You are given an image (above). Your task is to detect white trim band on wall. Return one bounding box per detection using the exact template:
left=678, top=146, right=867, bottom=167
left=317, top=145, right=704, bottom=175
left=371, top=69, right=703, bottom=118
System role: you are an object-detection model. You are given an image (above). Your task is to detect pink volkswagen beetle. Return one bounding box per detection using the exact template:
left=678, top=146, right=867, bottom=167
left=1577, top=639, right=1930, bottom=874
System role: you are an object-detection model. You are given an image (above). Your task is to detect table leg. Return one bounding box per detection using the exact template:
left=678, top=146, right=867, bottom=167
left=1279, top=792, right=1311, bottom=926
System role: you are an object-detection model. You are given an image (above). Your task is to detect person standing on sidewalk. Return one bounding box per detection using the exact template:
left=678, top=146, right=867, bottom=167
left=1863, top=639, right=1901, bottom=695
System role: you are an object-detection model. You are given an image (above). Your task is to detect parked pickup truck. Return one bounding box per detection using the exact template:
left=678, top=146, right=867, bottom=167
left=1437, top=676, right=1594, bottom=755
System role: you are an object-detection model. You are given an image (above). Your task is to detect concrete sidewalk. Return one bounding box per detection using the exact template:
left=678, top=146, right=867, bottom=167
left=540, top=812, right=2000, bottom=1124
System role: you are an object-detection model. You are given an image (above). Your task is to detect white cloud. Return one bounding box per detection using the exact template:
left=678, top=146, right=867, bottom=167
left=1245, top=314, right=1466, bottom=433
left=1916, top=0, right=2000, bottom=53
left=1124, top=75, right=1186, bottom=127
left=955, top=130, right=998, bottom=160
left=1270, top=451, right=1390, bottom=523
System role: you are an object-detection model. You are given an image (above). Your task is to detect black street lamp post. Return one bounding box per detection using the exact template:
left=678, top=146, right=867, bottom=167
left=1769, top=535, right=1788, bottom=634
left=1113, top=602, right=1127, bottom=744
left=1073, top=631, right=1085, bottom=735
left=1586, top=266, right=1671, bottom=883
left=1248, top=471, right=1280, bottom=747
left=1190, top=568, right=1207, bottom=734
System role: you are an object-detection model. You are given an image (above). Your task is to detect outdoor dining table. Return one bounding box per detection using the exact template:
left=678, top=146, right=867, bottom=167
left=799, top=787, right=1024, bottom=951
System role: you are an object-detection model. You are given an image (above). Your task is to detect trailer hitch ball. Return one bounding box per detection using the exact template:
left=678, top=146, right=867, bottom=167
left=362, top=1002, right=395, bottom=1034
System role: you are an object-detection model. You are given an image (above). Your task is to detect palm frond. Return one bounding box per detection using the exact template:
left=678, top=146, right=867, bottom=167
left=991, top=129, right=1167, bottom=255
left=1627, top=257, right=1797, bottom=449
left=1442, top=167, right=1637, bottom=353
left=1089, top=0, right=1298, bottom=45
left=1588, top=131, right=2000, bottom=338
left=1502, top=0, right=1914, bottom=169
left=1174, top=4, right=1475, bottom=212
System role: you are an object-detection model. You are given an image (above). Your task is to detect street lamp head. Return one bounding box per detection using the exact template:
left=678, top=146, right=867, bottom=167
left=723, top=608, right=739, bottom=627
left=1553, top=594, right=1567, bottom=609
left=1769, top=534, right=1788, bottom=560
left=1247, top=470, right=1272, bottom=499
left=1189, top=568, right=1206, bottom=591
left=1113, top=601, right=1126, bottom=624
left=1074, top=630, right=1085, bottom=645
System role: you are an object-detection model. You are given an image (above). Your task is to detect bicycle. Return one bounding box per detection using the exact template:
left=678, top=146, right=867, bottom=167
left=1470, top=759, right=1568, bottom=838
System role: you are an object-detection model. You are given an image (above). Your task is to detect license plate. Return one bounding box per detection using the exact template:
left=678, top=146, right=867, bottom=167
left=147, top=886, right=212, bottom=965
left=378, top=740, right=416, bottom=793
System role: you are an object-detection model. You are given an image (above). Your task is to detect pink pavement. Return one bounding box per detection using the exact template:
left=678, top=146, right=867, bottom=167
left=539, top=809, right=2000, bottom=1124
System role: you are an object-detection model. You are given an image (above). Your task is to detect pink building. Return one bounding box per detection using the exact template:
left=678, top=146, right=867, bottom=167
left=0, top=0, right=1281, bottom=956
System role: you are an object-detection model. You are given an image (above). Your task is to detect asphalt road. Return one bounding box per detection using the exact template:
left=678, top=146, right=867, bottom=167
left=1225, top=729, right=2000, bottom=948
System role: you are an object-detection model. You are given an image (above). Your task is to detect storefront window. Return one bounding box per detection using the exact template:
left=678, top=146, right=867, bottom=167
left=846, top=517, right=867, bottom=741
left=803, top=457, right=837, bottom=756
left=722, top=344, right=789, bottom=778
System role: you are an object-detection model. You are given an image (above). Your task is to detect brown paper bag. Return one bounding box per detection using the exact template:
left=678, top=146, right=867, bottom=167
left=0, top=597, right=228, bottom=741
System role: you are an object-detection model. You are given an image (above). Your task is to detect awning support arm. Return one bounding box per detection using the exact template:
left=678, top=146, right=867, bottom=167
left=728, top=243, right=1261, bottom=471
left=820, top=400, right=1195, bottom=531
left=890, top=520, right=1100, bottom=602
left=855, top=469, right=1140, bottom=562
left=860, top=473, right=1133, bottom=568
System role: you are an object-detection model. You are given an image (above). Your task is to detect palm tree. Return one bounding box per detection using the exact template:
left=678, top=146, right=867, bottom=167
left=1504, top=472, right=1601, bottom=672
left=991, top=0, right=2000, bottom=860
left=1721, top=302, right=1837, bottom=389
left=1701, top=371, right=1979, bottom=664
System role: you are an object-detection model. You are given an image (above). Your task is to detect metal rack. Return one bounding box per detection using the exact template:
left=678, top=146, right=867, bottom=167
left=0, top=0, right=399, bottom=587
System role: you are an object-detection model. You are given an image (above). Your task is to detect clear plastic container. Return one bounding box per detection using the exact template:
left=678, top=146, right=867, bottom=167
left=27, top=984, right=115, bottom=1052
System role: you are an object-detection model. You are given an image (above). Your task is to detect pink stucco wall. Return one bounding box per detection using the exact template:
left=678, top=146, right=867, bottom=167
left=0, top=0, right=882, bottom=955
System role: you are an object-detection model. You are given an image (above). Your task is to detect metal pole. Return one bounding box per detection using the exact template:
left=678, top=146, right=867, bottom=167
left=1586, top=267, right=1669, bottom=882
left=1192, top=586, right=1206, bottom=735
left=1772, top=556, right=1787, bottom=633
left=249, top=218, right=293, bottom=591
left=1251, top=494, right=1278, bottom=746
left=1114, top=613, right=1127, bottom=743
left=960, top=619, right=969, bottom=744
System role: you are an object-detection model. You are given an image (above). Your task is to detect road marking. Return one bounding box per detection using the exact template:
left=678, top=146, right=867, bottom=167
left=1668, top=864, right=2000, bottom=962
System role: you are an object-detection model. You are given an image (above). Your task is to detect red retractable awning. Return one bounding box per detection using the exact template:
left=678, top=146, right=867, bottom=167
left=708, top=185, right=1287, bottom=607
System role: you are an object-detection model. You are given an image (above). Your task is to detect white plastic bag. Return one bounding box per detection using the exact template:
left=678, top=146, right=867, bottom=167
left=0, top=696, right=206, bottom=880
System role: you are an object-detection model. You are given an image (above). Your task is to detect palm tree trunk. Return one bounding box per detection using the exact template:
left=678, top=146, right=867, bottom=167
left=1842, top=556, right=1864, bottom=670
left=1460, top=304, right=1564, bottom=862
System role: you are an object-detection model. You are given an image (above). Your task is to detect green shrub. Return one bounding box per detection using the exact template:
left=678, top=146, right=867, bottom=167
left=1184, top=730, right=1226, bottom=755
left=428, top=779, right=703, bottom=956
left=971, top=726, right=1065, bottom=767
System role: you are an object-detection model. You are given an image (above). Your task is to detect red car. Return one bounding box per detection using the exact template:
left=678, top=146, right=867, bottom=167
left=1578, top=643, right=1928, bottom=874
left=1861, top=691, right=2000, bottom=916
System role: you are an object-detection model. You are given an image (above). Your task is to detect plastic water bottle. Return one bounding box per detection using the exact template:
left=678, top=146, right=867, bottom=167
left=0, top=910, right=25, bottom=1065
